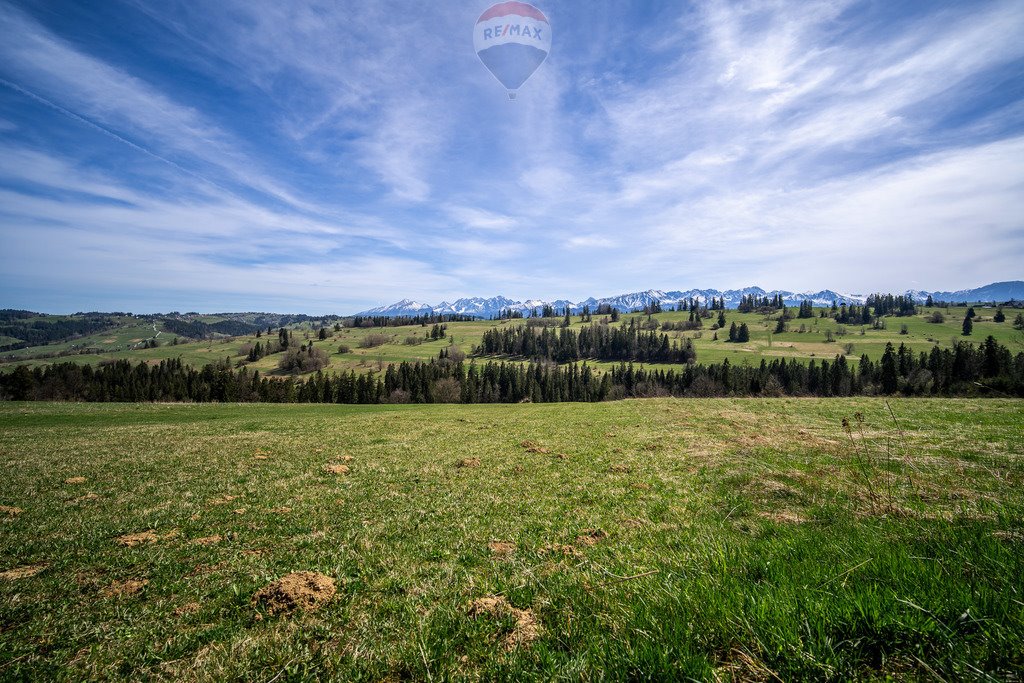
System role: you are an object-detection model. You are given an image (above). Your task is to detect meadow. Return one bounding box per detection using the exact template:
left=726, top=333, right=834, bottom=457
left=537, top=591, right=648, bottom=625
left=2, top=306, right=1019, bottom=379
left=1, top=398, right=1022, bottom=680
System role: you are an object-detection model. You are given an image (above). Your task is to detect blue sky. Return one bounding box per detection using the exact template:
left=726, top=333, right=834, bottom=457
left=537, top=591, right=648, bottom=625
left=1, top=0, right=1022, bottom=314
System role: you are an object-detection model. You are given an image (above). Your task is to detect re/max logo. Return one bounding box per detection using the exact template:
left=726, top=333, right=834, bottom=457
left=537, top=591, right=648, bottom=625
left=482, top=24, right=543, bottom=40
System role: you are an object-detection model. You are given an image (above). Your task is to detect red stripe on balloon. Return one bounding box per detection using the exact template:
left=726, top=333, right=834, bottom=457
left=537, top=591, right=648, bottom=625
left=477, top=2, right=548, bottom=24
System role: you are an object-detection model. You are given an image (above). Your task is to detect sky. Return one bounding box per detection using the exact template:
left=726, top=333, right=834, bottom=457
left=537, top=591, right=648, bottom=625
left=1, top=0, right=1022, bottom=314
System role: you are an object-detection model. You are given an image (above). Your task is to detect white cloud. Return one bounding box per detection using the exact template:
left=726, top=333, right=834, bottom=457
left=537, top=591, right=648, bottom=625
left=566, top=234, right=616, bottom=249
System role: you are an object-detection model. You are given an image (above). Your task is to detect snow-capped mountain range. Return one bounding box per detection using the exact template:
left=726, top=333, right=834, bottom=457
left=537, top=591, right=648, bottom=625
left=356, top=281, right=1023, bottom=318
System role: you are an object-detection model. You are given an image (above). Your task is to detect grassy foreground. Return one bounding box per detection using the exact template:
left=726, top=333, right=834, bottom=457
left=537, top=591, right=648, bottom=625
left=1, top=399, right=1022, bottom=680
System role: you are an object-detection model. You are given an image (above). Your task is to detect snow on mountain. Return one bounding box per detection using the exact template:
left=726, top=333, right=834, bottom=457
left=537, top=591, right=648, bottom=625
left=356, top=282, right=1021, bottom=318
left=357, top=299, right=433, bottom=316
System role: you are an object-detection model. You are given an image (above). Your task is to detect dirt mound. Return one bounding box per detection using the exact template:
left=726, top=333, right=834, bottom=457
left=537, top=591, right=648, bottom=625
left=456, top=458, right=481, bottom=468
left=468, top=596, right=541, bottom=650
left=192, top=535, right=223, bottom=546
left=102, top=579, right=148, bottom=597
left=325, top=463, right=350, bottom=475
left=65, top=476, right=87, bottom=485
left=576, top=528, right=608, bottom=547
left=115, top=530, right=159, bottom=547
left=539, top=543, right=580, bottom=558
left=520, top=440, right=550, bottom=454
left=609, top=463, right=631, bottom=473
left=488, top=540, right=516, bottom=558
left=0, top=505, right=22, bottom=516
left=0, top=564, right=47, bottom=581
left=253, top=571, right=336, bottom=615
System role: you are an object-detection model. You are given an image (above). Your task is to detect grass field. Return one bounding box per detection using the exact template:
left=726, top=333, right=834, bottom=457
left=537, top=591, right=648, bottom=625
left=1, top=398, right=1022, bottom=680
left=3, top=306, right=1021, bottom=379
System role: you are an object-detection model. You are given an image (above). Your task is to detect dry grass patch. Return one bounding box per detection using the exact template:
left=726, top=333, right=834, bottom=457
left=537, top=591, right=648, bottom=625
left=253, top=571, right=336, bottom=615
left=102, top=578, right=148, bottom=598
left=64, top=476, right=87, bottom=485
left=467, top=596, right=542, bottom=650
left=456, top=458, right=481, bottom=468
left=757, top=510, right=807, bottom=524
left=115, top=530, right=159, bottom=547
left=609, top=463, right=631, bottom=473
left=325, top=463, right=350, bottom=475
left=0, top=564, right=48, bottom=581
left=209, top=495, right=238, bottom=505
left=192, top=535, right=223, bottom=546
left=70, top=492, right=100, bottom=505
left=0, top=505, right=22, bottom=516
left=174, top=601, right=201, bottom=617
left=270, top=506, right=292, bottom=514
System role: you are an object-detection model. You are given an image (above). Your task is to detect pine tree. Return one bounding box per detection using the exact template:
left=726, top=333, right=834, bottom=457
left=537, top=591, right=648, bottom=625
left=717, top=310, right=726, bottom=328
left=737, top=323, right=750, bottom=343
left=880, top=342, right=898, bottom=393
left=962, top=314, right=973, bottom=336
left=994, top=308, right=1005, bottom=323
left=925, top=294, right=934, bottom=307
left=728, top=322, right=738, bottom=342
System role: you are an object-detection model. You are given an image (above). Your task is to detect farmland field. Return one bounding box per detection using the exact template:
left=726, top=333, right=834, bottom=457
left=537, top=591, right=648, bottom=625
left=1, top=398, right=1022, bottom=680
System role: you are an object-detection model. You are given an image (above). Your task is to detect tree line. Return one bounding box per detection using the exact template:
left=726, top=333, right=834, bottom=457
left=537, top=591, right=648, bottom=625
left=475, top=320, right=697, bottom=364
left=3, top=336, right=1020, bottom=403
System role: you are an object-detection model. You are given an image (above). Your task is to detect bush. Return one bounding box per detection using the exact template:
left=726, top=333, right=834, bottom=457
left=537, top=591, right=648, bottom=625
left=277, top=346, right=329, bottom=374
left=359, top=334, right=389, bottom=348
left=927, top=311, right=945, bottom=323
left=403, top=336, right=423, bottom=346
left=432, top=378, right=462, bottom=403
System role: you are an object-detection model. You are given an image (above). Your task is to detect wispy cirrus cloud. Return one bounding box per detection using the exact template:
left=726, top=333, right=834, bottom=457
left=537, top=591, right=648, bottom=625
left=0, top=0, right=1022, bottom=312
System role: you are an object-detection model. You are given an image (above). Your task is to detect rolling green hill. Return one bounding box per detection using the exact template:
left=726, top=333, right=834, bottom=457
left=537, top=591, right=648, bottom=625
left=2, top=305, right=1021, bottom=380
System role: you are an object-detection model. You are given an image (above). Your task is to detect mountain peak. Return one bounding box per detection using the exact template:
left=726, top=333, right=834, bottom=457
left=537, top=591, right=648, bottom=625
left=355, top=281, right=1022, bottom=318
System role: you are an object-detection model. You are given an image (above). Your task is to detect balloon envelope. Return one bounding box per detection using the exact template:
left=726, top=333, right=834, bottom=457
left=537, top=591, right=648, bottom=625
left=474, top=2, right=550, bottom=94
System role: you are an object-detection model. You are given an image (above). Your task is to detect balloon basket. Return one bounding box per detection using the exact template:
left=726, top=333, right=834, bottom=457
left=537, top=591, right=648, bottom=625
left=508, top=91, right=517, bottom=100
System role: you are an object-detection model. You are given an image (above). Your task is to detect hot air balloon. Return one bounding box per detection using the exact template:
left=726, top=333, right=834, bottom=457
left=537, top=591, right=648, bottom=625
left=473, top=2, right=550, bottom=99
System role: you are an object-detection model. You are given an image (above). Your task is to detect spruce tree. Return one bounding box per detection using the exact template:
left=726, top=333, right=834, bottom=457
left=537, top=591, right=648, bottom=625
left=994, top=308, right=1005, bottom=323
left=962, top=314, right=973, bottom=336
left=728, top=322, right=738, bottom=342
left=717, top=310, right=726, bottom=328
left=737, top=323, right=750, bottom=343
